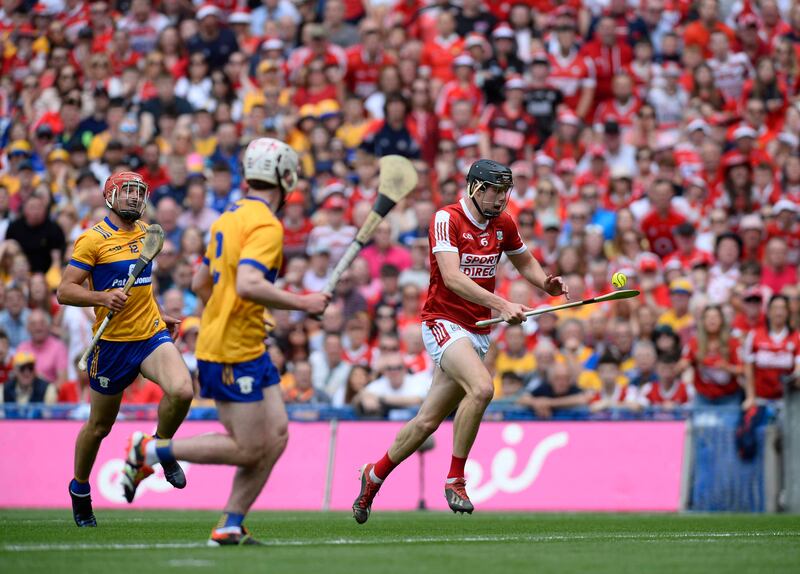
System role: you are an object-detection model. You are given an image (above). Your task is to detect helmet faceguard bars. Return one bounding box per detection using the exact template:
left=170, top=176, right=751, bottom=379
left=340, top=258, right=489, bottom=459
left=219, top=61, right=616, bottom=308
left=105, top=173, right=149, bottom=222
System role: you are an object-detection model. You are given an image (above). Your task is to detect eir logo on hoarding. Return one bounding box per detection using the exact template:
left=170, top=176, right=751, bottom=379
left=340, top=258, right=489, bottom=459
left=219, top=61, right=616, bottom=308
left=465, top=424, right=569, bottom=504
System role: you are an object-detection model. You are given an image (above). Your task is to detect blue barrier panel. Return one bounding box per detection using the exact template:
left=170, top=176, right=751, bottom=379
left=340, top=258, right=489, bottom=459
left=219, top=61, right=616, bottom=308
left=689, top=407, right=768, bottom=512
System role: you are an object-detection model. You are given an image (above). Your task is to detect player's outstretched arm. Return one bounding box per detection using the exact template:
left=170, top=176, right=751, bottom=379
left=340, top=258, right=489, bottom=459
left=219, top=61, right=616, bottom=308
left=508, top=250, right=569, bottom=299
left=236, top=263, right=330, bottom=314
left=57, top=265, right=126, bottom=312
left=436, top=251, right=529, bottom=324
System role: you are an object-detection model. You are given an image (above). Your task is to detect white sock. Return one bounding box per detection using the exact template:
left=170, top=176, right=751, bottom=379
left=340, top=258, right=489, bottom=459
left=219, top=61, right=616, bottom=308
left=144, top=440, right=159, bottom=466
left=369, top=468, right=383, bottom=484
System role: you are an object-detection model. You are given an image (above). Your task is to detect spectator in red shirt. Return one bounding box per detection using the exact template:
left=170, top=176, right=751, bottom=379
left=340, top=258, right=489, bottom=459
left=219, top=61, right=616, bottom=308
left=582, top=15, right=633, bottom=105
left=293, top=58, right=340, bottom=107
left=594, top=73, right=641, bottom=131
left=542, top=111, right=584, bottom=162
left=420, top=10, right=464, bottom=87
left=637, top=348, right=692, bottom=409
left=548, top=16, right=596, bottom=120
left=281, top=191, right=313, bottom=261
left=122, top=376, right=164, bottom=404
left=766, top=200, right=800, bottom=266
left=761, top=237, right=798, bottom=294
left=345, top=19, right=395, bottom=99
left=640, top=179, right=686, bottom=259
left=435, top=55, right=483, bottom=122
left=731, top=286, right=766, bottom=341
left=743, top=294, right=800, bottom=407
left=138, top=141, right=170, bottom=190
left=664, top=222, right=710, bottom=272
left=683, top=0, right=736, bottom=58
left=681, top=304, right=743, bottom=406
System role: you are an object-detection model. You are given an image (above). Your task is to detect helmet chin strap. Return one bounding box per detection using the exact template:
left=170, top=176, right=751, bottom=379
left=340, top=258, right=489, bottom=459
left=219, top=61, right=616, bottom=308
left=274, top=160, right=287, bottom=213
left=470, top=182, right=501, bottom=219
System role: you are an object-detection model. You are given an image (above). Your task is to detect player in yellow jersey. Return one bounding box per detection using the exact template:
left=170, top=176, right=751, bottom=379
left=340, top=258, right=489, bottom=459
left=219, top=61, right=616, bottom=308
left=57, top=172, right=194, bottom=527
left=122, top=138, right=329, bottom=546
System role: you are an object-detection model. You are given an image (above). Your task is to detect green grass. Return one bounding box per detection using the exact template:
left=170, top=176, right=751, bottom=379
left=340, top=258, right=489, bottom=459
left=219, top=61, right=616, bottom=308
left=1, top=510, right=799, bottom=574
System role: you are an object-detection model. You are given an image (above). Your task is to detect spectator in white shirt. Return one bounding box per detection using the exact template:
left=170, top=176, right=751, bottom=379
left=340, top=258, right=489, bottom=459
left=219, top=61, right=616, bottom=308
left=310, top=332, right=352, bottom=401
left=353, top=352, right=429, bottom=416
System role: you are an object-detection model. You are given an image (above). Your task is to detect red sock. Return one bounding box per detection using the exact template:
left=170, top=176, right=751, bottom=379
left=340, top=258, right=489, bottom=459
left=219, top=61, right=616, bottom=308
left=448, top=455, right=467, bottom=479
left=373, top=452, right=397, bottom=480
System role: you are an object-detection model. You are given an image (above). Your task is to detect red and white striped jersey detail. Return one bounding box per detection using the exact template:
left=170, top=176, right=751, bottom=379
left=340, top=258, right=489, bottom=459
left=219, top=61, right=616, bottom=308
left=422, top=199, right=528, bottom=335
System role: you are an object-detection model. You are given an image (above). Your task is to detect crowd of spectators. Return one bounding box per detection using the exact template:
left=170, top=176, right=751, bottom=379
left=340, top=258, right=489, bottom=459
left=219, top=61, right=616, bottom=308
left=2, top=0, right=800, bottom=418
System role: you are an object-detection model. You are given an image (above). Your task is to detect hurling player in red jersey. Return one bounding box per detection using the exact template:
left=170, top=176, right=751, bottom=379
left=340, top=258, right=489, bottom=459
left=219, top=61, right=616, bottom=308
left=352, top=160, right=567, bottom=522
left=743, top=295, right=800, bottom=409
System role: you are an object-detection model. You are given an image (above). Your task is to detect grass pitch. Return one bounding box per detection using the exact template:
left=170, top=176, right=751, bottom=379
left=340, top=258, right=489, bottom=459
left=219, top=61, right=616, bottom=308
left=1, top=510, right=798, bottom=574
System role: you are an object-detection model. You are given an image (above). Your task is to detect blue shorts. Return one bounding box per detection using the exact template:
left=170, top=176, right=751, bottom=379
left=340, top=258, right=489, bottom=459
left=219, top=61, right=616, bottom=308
left=87, top=330, right=172, bottom=395
left=198, top=352, right=280, bottom=403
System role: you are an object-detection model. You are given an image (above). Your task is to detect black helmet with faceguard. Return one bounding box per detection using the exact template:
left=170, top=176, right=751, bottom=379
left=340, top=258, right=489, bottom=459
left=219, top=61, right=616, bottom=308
left=466, top=159, right=514, bottom=219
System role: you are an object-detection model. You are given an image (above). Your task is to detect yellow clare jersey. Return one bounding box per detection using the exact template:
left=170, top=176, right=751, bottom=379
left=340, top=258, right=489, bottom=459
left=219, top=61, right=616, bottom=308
left=196, top=197, right=283, bottom=364
left=69, top=217, right=163, bottom=342
left=493, top=352, right=536, bottom=396
left=657, top=310, right=694, bottom=334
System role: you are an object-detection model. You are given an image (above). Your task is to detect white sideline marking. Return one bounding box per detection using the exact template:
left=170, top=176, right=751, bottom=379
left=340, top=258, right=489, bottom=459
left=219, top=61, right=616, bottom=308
left=2, top=531, right=798, bottom=552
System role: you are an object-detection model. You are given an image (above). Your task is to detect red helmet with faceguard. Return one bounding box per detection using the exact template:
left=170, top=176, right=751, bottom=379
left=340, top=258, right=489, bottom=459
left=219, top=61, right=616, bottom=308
left=103, top=172, right=149, bottom=222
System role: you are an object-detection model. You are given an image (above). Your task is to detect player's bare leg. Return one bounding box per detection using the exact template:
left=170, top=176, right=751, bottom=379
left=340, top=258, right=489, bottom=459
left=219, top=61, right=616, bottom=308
left=125, top=386, right=287, bottom=545
left=217, top=387, right=288, bottom=516
left=353, top=367, right=464, bottom=524
left=70, top=390, right=123, bottom=526
left=141, top=343, right=193, bottom=438
left=136, top=343, right=193, bottom=492
left=440, top=338, right=494, bottom=513
left=387, top=369, right=464, bottom=462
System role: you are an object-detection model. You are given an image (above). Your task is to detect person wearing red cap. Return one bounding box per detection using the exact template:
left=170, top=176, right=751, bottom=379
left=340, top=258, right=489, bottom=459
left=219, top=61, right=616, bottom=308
left=306, top=192, right=356, bottom=264
left=735, top=12, right=771, bottom=64
left=281, top=188, right=314, bottom=261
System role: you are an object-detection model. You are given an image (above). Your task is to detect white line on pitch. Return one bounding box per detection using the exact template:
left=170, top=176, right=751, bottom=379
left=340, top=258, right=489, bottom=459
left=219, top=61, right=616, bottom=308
left=2, top=531, right=798, bottom=553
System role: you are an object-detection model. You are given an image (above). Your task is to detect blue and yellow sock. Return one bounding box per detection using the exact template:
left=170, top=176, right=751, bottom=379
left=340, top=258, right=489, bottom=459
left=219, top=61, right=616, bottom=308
left=70, top=478, right=90, bottom=497
left=215, top=513, right=245, bottom=532
left=145, top=436, right=176, bottom=467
